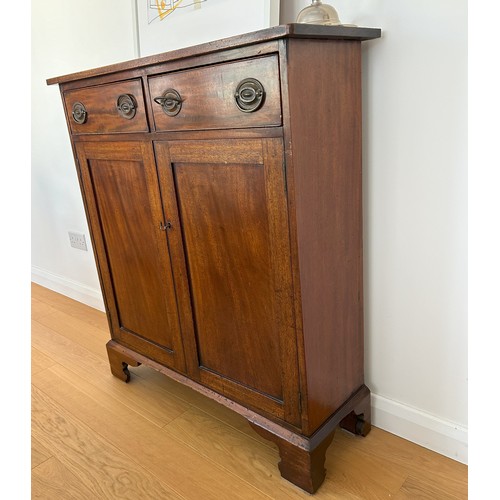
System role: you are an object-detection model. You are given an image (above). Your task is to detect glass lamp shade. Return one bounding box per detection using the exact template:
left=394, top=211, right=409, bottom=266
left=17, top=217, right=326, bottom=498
left=296, top=0, right=341, bottom=26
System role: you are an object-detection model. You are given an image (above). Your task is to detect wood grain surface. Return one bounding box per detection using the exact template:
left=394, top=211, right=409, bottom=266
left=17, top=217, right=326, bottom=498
left=155, top=138, right=300, bottom=424
left=285, top=38, right=365, bottom=434
left=63, top=79, right=148, bottom=135
left=75, top=141, right=187, bottom=372
left=149, top=55, right=282, bottom=131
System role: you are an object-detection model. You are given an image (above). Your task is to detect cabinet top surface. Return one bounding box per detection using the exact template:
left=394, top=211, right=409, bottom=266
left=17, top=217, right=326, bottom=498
left=47, top=23, right=381, bottom=86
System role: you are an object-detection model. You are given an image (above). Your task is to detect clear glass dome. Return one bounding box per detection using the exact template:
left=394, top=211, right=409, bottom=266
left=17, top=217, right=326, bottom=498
left=296, top=0, right=341, bottom=26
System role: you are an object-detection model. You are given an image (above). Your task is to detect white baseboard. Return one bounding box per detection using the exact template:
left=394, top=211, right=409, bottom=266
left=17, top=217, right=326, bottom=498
left=30, top=266, right=468, bottom=464
left=371, top=393, right=468, bottom=464
left=31, top=266, right=105, bottom=312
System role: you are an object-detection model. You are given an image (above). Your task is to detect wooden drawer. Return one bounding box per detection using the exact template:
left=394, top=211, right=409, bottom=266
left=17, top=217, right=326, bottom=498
left=63, top=79, right=148, bottom=134
left=148, top=55, right=282, bottom=131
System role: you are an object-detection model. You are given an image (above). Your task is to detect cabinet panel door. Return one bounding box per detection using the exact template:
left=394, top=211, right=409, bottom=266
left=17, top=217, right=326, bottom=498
left=75, top=141, right=186, bottom=372
left=155, top=139, right=300, bottom=424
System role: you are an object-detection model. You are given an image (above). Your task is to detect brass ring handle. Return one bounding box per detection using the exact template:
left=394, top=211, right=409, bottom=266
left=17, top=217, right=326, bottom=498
left=239, top=87, right=258, bottom=103
left=235, top=78, right=265, bottom=113
left=72, top=102, right=87, bottom=124
left=153, top=89, right=182, bottom=116
left=116, top=94, right=137, bottom=119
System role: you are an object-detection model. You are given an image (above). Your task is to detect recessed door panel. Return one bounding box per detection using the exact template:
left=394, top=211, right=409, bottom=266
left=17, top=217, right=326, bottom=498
left=174, top=161, right=283, bottom=399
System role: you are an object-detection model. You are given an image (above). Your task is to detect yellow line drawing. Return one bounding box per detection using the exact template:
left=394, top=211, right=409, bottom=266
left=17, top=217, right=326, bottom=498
left=150, top=0, right=206, bottom=23
left=155, top=0, right=184, bottom=21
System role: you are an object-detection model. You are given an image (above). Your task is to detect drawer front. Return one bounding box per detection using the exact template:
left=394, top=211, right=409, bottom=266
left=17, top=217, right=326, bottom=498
left=64, top=79, right=148, bottom=134
left=149, top=55, right=282, bottom=131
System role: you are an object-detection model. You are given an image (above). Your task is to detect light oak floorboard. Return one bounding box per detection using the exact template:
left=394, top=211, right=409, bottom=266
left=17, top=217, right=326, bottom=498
left=32, top=457, right=99, bottom=500
left=137, top=364, right=275, bottom=447
left=163, top=405, right=307, bottom=499
left=31, top=346, right=56, bottom=376
left=31, top=435, right=52, bottom=469
left=34, top=365, right=270, bottom=499
left=35, top=307, right=110, bottom=361
left=32, top=284, right=468, bottom=499
left=331, top=426, right=468, bottom=499
left=31, top=296, right=56, bottom=321
left=32, top=385, right=183, bottom=499
left=31, top=282, right=109, bottom=331
left=394, top=473, right=464, bottom=500
left=32, top=319, right=189, bottom=428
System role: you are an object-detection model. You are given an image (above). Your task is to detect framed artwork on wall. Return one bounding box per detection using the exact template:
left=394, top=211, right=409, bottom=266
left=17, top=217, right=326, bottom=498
left=136, top=0, right=280, bottom=57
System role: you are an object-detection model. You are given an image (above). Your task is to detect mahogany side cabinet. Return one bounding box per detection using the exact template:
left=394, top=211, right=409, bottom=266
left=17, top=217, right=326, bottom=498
left=48, top=24, right=381, bottom=494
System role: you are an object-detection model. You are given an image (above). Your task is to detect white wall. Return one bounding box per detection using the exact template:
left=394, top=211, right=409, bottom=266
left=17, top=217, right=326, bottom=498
left=282, top=0, right=468, bottom=462
left=32, top=0, right=468, bottom=463
left=31, top=0, right=138, bottom=309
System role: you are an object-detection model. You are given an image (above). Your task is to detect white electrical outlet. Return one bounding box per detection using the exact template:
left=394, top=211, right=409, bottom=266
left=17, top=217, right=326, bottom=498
left=68, top=232, right=88, bottom=251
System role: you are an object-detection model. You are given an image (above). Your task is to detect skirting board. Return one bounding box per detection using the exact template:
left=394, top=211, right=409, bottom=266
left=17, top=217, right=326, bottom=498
left=31, top=266, right=105, bottom=312
left=371, top=393, right=468, bottom=464
left=30, top=266, right=468, bottom=464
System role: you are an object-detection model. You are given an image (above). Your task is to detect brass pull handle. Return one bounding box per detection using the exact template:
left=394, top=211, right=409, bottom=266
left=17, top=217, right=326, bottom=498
left=116, top=94, right=137, bottom=119
left=72, top=102, right=87, bottom=124
left=153, top=89, right=182, bottom=116
left=235, top=78, right=265, bottom=113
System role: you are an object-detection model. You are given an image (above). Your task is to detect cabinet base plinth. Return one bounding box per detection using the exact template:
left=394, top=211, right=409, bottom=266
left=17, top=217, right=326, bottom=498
left=248, top=386, right=371, bottom=493
left=105, top=341, right=372, bottom=494
left=249, top=422, right=335, bottom=493
left=106, top=340, right=141, bottom=383
left=339, top=390, right=372, bottom=437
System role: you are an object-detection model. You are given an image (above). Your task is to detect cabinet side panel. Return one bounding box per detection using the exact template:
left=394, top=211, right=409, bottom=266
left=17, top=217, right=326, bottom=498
left=287, top=39, right=364, bottom=433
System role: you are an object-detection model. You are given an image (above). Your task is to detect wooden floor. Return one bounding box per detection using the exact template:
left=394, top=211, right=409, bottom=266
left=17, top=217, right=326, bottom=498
left=31, top=283, right=467, bottom=499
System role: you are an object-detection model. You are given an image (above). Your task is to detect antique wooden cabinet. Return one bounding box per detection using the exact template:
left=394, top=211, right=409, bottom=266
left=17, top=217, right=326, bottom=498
left=48, top=24, right=381, bottom=493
